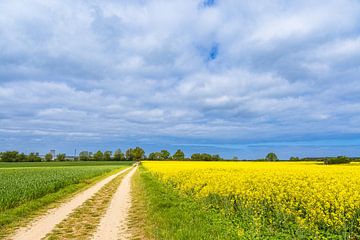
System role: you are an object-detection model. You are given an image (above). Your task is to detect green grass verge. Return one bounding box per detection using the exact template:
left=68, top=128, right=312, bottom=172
left=131, top=166, right=240, bottom=240
left=0, top=162, right=133, bottom=238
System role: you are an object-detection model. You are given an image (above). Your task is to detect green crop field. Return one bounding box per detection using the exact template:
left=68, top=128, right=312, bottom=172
left=0, top=161, right=133, bottom=233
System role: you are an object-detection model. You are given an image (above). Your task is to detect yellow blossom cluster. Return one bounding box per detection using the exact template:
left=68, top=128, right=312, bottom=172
left=142, top=161, right=360, bottom=232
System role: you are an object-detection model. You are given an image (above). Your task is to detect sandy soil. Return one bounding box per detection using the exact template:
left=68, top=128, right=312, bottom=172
left=92, top=165, right=138, bottom=240
left=10, top=166, right=133, bottom=240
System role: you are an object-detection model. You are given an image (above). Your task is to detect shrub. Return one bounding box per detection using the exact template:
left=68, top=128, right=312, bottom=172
left=265, top=152, right=279, bottom=161
left=324, top=156, right=351, bottom=165
left=56, top=153, right=66, bottom=161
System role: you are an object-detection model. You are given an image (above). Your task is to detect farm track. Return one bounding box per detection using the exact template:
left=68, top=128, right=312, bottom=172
left=92, top=165, right=138, bottom=240
left=9, top=165, right=134, bottom=240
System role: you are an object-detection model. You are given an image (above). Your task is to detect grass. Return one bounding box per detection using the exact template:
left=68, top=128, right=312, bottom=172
left=0, top=161, right=133, bottom=238
left=129, top=165, right=239, bottom=240
left=45, top=167, right=132, bottom=239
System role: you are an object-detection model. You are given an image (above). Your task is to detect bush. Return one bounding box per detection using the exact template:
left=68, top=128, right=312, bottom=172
left=56, top=153, right=66, bottom=161
left=27, top=152, right=42, bottom=162
left=289, top=156, right=300, bottom=161
left=190, top=153, right=223, bottom=161
left=265, top=152, right=279, bottom=161
left=324, top=156, right=351, bottom=165
left=45, top=153, right=53, bottom=161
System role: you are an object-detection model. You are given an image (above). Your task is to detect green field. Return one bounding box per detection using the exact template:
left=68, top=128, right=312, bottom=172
left=0, top=161, right=133, bottom=234
left=0, top=161, right=131, bottom=168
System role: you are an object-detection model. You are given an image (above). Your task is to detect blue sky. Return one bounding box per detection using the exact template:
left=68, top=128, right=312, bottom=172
left=1, top=0, right=360, bottom=159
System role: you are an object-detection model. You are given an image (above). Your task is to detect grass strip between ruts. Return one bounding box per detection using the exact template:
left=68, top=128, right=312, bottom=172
left=44, top=167, right=132, bottom=240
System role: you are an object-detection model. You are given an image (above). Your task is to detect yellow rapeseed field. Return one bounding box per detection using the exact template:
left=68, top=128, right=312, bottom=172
left=142, top=161, right=360, bottom=235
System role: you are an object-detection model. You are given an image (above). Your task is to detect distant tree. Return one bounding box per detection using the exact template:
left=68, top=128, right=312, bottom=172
left=172, top=149, right=185, bottom=160
left=133, top=147, right=145, bottom=161
left=93, top=151, right=104, bottom=161
left=265, top=152, right=279, bottom=161
left=0, top=151, right=19, bottom=162
left=190, top=153, right=216, bottom=161
left=113, top=149, right=125, bottom=161
left=79, top=151, right=91, bottom=161
left=27, top=152, right=42, bottom=162
left=160, top=150, right=171, bottom=160
left=232, top=156, right=239, bottom=160
left=45, top=153, right=53, bottom=161
left=125, top=148, right=133, bottom=161
left=126, top=147, right=145, bottom=161
left=148, top=152, right=161, bottom=160
left=56, top=153, right=66, bottom=161
left=103, top=151, right=112, bottom=161
left=289, top=156, right=300, bottom=161
left=17, top=153, right=27, bottom=162
left=191, top=153, right=201, bottom=161
left=212, top=154, right=222, bottom=161
left=324, top=156, right=351, bottom=165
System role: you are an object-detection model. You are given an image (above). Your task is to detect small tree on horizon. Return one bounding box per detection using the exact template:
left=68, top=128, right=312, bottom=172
left=79, top=151, right=90, bottom=161
left=265, top=152, right=279, bottom=161
left=113, top=149, right=125, bottom=161
left=160, top=150, right=171, bottom=160
left=45, top=153, right=53, bottom=161
left=56, top=153, right=66, bottom=161
left=289, top=156, right=300, bottom=161
left=173, top=149, right=185, bottom=160
left=93, top=151, right=104, bottom=161
left=103, top=151, right=112, bottom=161
left=126, top=147, right=145, bottom=161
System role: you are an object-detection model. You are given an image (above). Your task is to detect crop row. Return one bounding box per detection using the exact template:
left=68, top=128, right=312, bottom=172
left=0, top=165, right=122, bottom=211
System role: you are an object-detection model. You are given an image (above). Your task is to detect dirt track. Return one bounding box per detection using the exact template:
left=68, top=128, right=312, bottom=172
left=10, top=166, right=133, bottom=240
left=92, top=165, right=138, bottom=240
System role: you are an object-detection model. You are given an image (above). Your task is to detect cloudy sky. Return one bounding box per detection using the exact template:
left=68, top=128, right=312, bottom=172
left=1, top=0, right=360, bottom=159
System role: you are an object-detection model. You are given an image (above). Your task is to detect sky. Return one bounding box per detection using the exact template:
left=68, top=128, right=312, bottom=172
left=1, top=0, right=360, bottom=159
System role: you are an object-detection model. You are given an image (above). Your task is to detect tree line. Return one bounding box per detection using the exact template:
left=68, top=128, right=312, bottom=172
left=0, top=147, right=224, bottom=162
left=1, top=149, right=354, bottom=164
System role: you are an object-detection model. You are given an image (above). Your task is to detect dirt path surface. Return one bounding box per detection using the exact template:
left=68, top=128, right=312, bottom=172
left=92, top=165, right=138, bottom=240
left=10, top=166, right=133, bottom=240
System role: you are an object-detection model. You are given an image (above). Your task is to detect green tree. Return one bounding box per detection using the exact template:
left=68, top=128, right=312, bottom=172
left=133, top=147, right=145, bottom=161
left=56, top=153, right=66, bottom=161
left=79, top=151, right=91, bottom=161
left=0, top=151, right=19, bottom=162
left=212, top=154, right=222, bottom=161
left=172, top=149, right=185, bottom=160
left=125, top=148, right=133, bottom=161
left=17, top=153, right=27, bottom=162
left=265, top=152, right=278, bottom=161
left=289, top=156, right=300, bottom=161
left=113, top=149, right=125, bottom=161
left=160, top=150, right=171, bottom=160
left=93, top=151, right=104, bottom=161
left=104, top=151, right=112, bottom=161
left=27, top=152, right=42, bottom=162
left=126, top=147, right=145, bottom=161
left=45, top=153, right=53, bottom=161
left=148, top=152, right=161, bottom=160
left=324, top=156, right=351, bottom=165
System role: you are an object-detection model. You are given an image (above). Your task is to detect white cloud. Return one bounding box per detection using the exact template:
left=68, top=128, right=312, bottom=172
left=1, top=0, right=360, bottom=156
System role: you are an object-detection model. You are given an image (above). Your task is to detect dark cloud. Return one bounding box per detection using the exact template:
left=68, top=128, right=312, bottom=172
left=1, top=0, right=360, bottom=158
